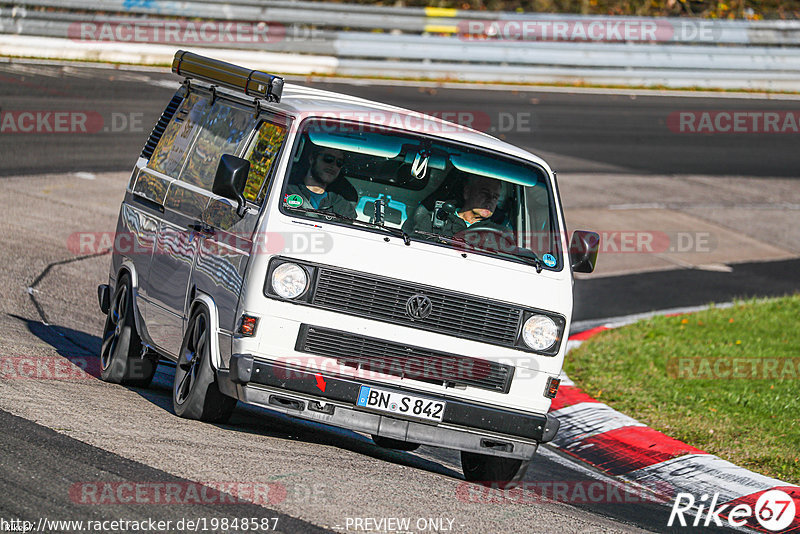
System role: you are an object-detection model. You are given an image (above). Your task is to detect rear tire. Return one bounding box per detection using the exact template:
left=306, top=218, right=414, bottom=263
left=371, top=435, right=420, bottom=452
left=460, top=448, right=535, bottom=487
left=99, top=274, right=157, bottom=388
left=172, top=306, right=236, bottom=423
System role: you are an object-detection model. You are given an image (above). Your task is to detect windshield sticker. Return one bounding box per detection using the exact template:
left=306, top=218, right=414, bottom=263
left=285, top=194, right=303, bottom=208
left=543, top=253, right=557, bottom=268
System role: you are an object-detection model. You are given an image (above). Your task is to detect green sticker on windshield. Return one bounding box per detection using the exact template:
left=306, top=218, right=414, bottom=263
left=285, top=194, right=303, bottom=208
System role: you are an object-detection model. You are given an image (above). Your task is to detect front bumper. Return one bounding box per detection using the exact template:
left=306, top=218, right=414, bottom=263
left=217, top=354, right=560, bottom=460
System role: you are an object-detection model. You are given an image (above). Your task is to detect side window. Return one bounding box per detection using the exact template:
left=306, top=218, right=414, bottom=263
left=181, top=100, right=254, bottom=191
left=149, top=93, right=208, bottom=177
left=242, top=120, right=288, bottom=204
left=521, top=182, right=553, bottom=256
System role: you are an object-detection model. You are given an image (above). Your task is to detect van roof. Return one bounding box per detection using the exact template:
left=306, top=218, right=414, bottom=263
left=171, top=51, right=549, bottom=173
left=267, top=83, right=552, bottom=172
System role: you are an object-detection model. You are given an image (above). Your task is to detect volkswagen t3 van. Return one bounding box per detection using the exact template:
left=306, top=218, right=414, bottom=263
left=98, top=51, right=598, bottom=484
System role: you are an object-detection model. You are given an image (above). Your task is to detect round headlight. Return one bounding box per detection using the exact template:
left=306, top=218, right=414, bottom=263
left=271, top=263, right=308, bottom=299
left=522, top=315, right=558, bottom=351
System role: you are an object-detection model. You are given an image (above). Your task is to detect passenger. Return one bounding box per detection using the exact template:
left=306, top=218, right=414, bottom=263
left=404, top=174, right=510, bottom=240
left=284, top=146, right=356, bottom=219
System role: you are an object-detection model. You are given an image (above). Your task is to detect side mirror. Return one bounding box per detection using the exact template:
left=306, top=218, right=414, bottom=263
left=569, top=230, right=600, bottom=273
left=212, top=154, right=250, bottom=217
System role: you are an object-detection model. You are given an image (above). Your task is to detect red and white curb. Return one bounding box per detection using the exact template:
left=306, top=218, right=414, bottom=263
left=550, top=316, right=800, bottom=533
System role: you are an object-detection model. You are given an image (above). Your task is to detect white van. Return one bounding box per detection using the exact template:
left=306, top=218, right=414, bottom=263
left=98, top=51, right=598, bottom=485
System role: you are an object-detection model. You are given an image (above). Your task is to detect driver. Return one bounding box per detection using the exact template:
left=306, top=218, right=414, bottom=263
left=284, top=145, right=356, bottom=219
left=404, top=174, right=511, bottom=240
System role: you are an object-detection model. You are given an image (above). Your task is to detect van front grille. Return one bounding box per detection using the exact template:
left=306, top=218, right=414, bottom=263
left=311, top=268, right=522, bottom=347
left=297, top=325, right=514, bottom=394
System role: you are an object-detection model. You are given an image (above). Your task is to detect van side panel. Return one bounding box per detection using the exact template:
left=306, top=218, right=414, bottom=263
left=193, top=198, right=260, bottom=368
left=144, top=181, right=208, bottom=357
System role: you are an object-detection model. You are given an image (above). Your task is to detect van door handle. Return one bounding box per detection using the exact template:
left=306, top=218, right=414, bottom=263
left=188, top=222, right=215, bottom=236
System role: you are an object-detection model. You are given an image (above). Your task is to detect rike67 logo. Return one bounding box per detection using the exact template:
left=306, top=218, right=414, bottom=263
left=669, top=489, right=798, bottom=532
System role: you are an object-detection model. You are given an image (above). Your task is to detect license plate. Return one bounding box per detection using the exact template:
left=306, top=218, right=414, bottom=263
left=356, top=385, right=445, bottom=422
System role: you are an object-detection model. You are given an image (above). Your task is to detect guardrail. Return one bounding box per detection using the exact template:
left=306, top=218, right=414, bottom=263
left=6, top=0, right=800, bottom=45
left=2, top=1, right=800, bottom=90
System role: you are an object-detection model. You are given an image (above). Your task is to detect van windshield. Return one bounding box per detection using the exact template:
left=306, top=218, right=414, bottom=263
left=280, top=119, right=562, bottom=269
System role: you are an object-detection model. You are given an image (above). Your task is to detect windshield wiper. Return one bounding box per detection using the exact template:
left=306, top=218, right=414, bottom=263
left=413, top=229, right=545, bottom=273
left=285, top=205, right=351, bottom=222
left=412, top=230, right=467, bottom=247
left=286, top=205, right=411, bottom=246
left=358, top=219, right=411, bottom=245
left=500, top=248, right=545, bottom=273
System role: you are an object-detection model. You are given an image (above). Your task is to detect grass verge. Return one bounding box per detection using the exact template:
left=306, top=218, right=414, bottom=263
left=564, top=295, right=800, bottom=484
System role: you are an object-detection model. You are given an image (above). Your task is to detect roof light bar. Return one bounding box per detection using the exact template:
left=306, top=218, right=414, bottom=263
left=172, top=50, right=284, bottom=103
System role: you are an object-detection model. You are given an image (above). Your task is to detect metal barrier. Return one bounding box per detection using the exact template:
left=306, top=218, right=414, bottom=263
left=2, top=0, right=800, bottom=90
left=6, top=0, right=800, bottom=44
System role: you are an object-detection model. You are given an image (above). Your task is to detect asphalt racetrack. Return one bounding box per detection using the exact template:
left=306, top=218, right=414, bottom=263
left=0, top=61, right=798, bottom=534
left=3, top=63, right=800, bottom=177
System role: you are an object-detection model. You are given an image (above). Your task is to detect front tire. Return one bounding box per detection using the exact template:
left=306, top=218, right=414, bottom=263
left=172, top=306, right=236, bottom=423
left=461, top=448, right=535, bottom=487
left=99, top=274, right=157, bottom=387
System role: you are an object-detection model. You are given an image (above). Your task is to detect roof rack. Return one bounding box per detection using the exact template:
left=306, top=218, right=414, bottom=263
left=171, top=50, right=284, bottom=103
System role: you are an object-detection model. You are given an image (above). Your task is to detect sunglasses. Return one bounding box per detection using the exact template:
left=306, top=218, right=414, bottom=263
left=319, top=153, right=344, bottom=167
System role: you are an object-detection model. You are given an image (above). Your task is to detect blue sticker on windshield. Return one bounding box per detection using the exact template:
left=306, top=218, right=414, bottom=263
left=542, top=254, right=557, bottom=268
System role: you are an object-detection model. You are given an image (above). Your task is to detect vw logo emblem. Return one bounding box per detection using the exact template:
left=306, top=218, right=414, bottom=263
left=406, top=294, right=432, bottom=320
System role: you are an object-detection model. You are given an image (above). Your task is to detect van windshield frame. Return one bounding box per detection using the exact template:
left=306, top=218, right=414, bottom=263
left=278, top=118, right=564, bottom=271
